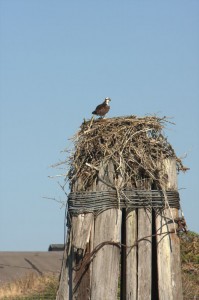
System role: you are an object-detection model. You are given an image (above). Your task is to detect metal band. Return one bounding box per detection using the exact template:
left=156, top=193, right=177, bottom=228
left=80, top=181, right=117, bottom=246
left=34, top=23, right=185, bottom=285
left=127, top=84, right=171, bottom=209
left=68, top=189, right=180, bottom=215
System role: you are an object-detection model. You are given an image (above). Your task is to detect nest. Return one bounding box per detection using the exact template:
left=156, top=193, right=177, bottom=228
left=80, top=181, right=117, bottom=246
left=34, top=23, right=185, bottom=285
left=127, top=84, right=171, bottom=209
left=63, top=115, right=188, bottom=191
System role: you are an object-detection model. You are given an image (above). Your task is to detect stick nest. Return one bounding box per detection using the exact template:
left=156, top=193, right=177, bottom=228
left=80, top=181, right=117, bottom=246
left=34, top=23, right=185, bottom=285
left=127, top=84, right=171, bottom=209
left=63, top=116, right=188, bottom=191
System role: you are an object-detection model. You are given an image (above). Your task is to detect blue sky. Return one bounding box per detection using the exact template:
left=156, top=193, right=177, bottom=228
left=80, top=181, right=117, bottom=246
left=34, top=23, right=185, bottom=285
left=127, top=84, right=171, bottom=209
left=0, top=1, right=198, bottom=251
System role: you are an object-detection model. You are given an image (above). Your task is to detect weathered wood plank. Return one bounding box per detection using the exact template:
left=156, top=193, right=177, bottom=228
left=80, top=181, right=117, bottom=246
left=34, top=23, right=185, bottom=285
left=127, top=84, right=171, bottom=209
left=91, top=160, right=122, bottom=300
left=91, top=209, right=122, bottom=300
left=72, top=213, right=94, bottom=250
left=71, top=178, right=95, bottom=300
left=71, top=177, right=95, bottom=252
left=56, top=231, right=72, bottom=300
left=137, top=208, right=152, bottom=300
left=126, top=208, right=137, bottom=300
left=156, top=158, right=183, bottom=300
left=72, top=239, right=92, bottom=300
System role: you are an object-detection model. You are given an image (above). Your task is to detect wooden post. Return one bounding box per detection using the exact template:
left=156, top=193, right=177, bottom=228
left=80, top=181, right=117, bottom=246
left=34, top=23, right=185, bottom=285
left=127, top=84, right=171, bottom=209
left=72, top=214, right=94, bottom=300
left=56, top=116, right=184, bottom=300
left=156, top=158, right=183, bottom=300
left=56, top=234, right=70, bottom=300
left=91, top=160, right=122, bottom=300
left=137, top=180, right=152, bottom=300
left=137, top=208, right=152, bottom=300
left=56, top=180, right=94, bottom=300
left=126, top=209, right=137, bottom=300
left=71, top=178, right=95, bottom=300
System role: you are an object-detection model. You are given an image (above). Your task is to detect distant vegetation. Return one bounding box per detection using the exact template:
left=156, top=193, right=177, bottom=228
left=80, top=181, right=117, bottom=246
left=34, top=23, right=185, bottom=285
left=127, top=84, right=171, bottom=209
left=0, top=231, right=198, bottom=299
left=180, top=231, right=199, bottom=299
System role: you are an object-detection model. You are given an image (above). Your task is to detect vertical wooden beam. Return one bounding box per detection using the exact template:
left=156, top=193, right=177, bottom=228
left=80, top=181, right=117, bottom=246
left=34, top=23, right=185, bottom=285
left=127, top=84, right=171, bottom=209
left=126, top=208, right=137, bottom=300
left=91, top=209, right=122, bottom=300
left=72, top=213, right=94, bottom=251
left=91, top=161, right=122, bottom=300
left=121, top=208, right=126, bottom=300
left=156, top=158, right=183, bottom=300
left=71, top=178, right=95, bottom=300
left=151, top=208, right=159, bottom=300
left=137, top=208, right=152, bottom=300
left=56, top=234, right=70, bottom=300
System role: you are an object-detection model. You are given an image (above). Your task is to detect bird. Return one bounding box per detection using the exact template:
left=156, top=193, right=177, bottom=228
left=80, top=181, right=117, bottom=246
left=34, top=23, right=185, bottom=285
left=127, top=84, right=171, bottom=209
left=92, top=97, right=111, bottom=118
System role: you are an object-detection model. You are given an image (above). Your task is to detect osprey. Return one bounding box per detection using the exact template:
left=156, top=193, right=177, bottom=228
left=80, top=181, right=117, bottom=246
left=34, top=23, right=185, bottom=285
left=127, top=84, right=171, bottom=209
left=92, top=97, right=111, bottom=118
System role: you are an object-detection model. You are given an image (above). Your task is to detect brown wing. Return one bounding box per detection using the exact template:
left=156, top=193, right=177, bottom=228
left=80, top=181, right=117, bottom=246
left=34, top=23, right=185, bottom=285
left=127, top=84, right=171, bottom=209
left=92, top=103, right=110, bottom=116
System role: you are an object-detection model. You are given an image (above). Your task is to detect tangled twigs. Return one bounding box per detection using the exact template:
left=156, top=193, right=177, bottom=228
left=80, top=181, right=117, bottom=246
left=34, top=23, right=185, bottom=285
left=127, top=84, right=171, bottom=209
left=60, top=115, right=188, bottom=191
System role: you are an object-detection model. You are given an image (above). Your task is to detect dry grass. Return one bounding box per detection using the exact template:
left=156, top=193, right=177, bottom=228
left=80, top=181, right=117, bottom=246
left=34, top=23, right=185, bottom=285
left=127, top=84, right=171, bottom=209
left=57, top=115, right=188, bottom=191
left=0, top=272, right=58, bottom=299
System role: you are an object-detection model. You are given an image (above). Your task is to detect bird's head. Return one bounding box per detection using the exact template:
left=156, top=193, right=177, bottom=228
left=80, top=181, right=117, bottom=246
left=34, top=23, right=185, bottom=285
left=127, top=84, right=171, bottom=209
left=104, top=97, right=111, bottom=105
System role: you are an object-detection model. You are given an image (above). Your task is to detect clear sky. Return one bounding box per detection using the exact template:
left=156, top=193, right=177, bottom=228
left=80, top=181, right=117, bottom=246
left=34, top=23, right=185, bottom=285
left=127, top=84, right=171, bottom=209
left=0, top=0, right=198, bottom=251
